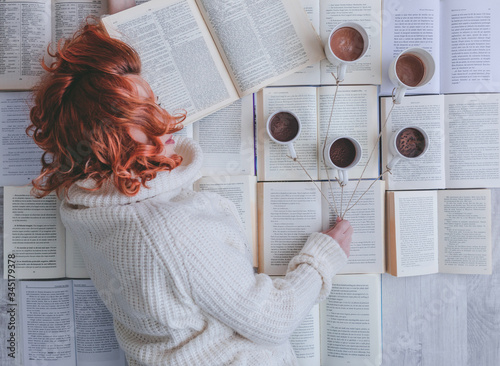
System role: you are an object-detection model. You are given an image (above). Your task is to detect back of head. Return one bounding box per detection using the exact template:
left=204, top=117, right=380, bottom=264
left=28, top=19, right=184, bottom=198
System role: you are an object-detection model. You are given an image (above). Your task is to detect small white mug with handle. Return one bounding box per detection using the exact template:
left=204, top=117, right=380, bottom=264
left=325, top=22, right=370, bottom=82
left=389, top=47, right=435, bottom=104
left=266, top=110, right=301, bottom=159
left=386, top=126, right=430, bottom=170
left=323, top=136, right=363, bottom=186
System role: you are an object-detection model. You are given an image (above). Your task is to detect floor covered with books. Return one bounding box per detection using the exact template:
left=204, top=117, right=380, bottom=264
left=1, top=0, right=500, bottom=365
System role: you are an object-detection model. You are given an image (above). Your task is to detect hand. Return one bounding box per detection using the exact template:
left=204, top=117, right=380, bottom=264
left=323, top=218, right=352, bottom=257
left=108, top=0, right=136, bottom=14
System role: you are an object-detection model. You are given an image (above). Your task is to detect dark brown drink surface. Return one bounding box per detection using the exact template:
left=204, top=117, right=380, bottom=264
left=396, top=128, right=426, bottom=158
left=396, top=54, right=425, bottom=87
left=330, top=27, right=364, bottom=61
left=329, top=138, right=356, bottom=168
left=269, top=112, right=299, bottom=142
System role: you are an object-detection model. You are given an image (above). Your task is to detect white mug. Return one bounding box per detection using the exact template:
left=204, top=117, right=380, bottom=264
left=386, top=126, right=429, bottom=170
left=389, top=47, right=435, bottom=104
left=325, top=22, right=370, bottom=82
left=323, top=136, right=362, bottom=186
left=266, top=110, right=301, bottom=159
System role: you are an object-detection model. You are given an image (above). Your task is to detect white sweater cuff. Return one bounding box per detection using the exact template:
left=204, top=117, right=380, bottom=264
left=287, top=232, right=347, bottom=302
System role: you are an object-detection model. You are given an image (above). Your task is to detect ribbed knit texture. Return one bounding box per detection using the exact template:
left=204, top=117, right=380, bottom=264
left=60, top=137, right=348, bottom=366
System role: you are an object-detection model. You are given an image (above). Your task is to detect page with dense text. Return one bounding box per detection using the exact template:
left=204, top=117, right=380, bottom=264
left=0, top=92, right=43, bottom=186
left=0, top=0, right=51, bottom=90
left=444, top=93, right=500, bottom=188
left=321, top=180, right=385, bottom=274
left=257, top=181, right=323, bottom=275
left=194, top=175, right=258, bottom=267
left=3, top=186, right=66, bottom=279
left=318, top=85, right=379, bottom=181
left=73, top=280, right=127, bottom=366
left=381, top=95, right=446, bottom=190
left=320, top=274, right=382, bottom=366
left=320, top=0, right=382, bottom=85
left=257, top=87, right=319, bottom=181
left=440, top=0, right=500, bottom=94
left=19, top=280, right=76, bottom=366
left=290, top=303, right=321, bottom=366
left=392, top=190, right=439, bottom=277
left=379, top=0, right=440, bottom=95
left=65, top=232, right=89, bottom=279
left=196, top=0, right=325, bottom=95
left=102, top=0, right=239, bottom=125
left=193, top=96, right=254, bottom=177
left=438, top=189, right=492, bottom=275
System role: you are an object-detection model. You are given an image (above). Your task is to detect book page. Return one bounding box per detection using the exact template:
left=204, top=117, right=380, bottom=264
left=256, top=87, right=318, bottom=181
left=65, top=232, right=89, bottom=279
left=0, top=92, right=43, bottom=186
left=380, top=0, right=441, bottom=95
left=52, top=0, right=107, bottom=45
left=196, top=0, right=325, bottom=95
left=321, top=180, right=385, bottom=274
left=392, top=190, right=439, bottom=277
left=194, top=175, right=258, bottom=267
left=318, top=85, right=379, bottom=181
left=73, top=280, right=126, bottom=366
left=320, top=0, right=382, bottom=85
left=19, top=280, right=76, bottom=366
left=320, top=274, right=381, bottom=366
left=272, top=0, right=322, bottom=86
left=0, top=0, right=51, bottom=90
left=101, top=0, right=239, bottom=125
left=290, top=303, right=321, bottom=366
left=441, top=0, right=500, bottom=94
left=444, top=93, right=500, bottom=188
left=3, top=186, right=65, bottom=279
left=193, top=96, right=254, bottom=177
left=438, top=189, right=492, bottom=275
left=257, top=182, right=322, bottom=275
left=381, top=95, right=446, bottom=190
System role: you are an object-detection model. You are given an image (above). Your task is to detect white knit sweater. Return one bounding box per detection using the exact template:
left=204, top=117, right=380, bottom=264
left=60, top=137, right=347, bottom=366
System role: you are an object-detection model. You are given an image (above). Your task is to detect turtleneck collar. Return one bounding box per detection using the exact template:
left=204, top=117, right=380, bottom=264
left=65, top=136, right=203, bottom=208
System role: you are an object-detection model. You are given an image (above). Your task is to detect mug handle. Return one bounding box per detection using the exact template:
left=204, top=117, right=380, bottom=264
left=287, top=143, right=297, bottom=160
left=337, top=64, right=347, bottom=82
left=393, top=86, right=407, bottom=104
left=338, top=170, right=348, bottom=186
left=386, top=156, right=401, bottom=171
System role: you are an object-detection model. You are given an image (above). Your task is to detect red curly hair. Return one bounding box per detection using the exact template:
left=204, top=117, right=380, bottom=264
left=27, top=19, right=184, bottom=198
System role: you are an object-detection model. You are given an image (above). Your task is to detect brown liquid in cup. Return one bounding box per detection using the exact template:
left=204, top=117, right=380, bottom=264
left=396, top=128, right=426, bottom=158
left=269, top=112, right=299, bottom=142
left=330, top=27, right=364, bottom=62
left=396, top=54, right=425, bottom=87
left=329, top=138, right=357, bottom=168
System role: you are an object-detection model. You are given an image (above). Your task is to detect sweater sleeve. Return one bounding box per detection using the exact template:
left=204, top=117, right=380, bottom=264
left=176, top=220, right=347, bottom=346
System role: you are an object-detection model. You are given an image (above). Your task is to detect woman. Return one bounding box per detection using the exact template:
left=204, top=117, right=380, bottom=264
left=27, top=3, right=352, bottom=365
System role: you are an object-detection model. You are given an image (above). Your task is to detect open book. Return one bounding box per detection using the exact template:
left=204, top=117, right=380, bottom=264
left=194, top=174, right=258, bottom=267
left=386, top=189, right=492, bottom=277
left=381, top=93, right=500, bottom=190
left=0, top=0, right=108, bottom=90
left=256, top=85, right=379, bottom=182
left=18, top=279, right=126, bottom=366
left=274, top=0, right=383, bottom=86
left=380, top=0, right=500, bottom=95
left=101, top=0, right=324, bottom=125
left=3, top=186, right=88, bottom=279
left=289, top=274, right=382, bottom=366
left=257, top=180, right=385, bottom=276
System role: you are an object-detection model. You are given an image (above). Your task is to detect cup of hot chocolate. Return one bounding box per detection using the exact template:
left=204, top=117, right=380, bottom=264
left=266, top=110, right=302, bottom=159
left=389, top=47, right=435, bottom=104
left=323, top=136, right=362, bottom=186
left=386, top=126, right=429, bottom=170
left=325, top=22, right=370, bottom=82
